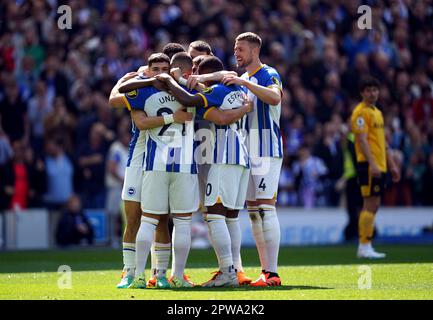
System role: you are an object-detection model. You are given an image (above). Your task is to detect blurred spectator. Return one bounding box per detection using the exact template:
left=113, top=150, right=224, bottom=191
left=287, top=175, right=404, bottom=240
left=293, top=144, right=328, bottom=208
left=20, top=25, right=45, bottom=73
left=411, top=85, right=433, bottom=129
left=384, top=149, right=411, bottom=206
left=285, top=114, right=304, bottom=156
left=105, top=117, right=131, bottom=245
left=77, top=123, right=111, bottom=209
left=44, top=96, right=76, bottom=155
left=405, top=150, right=426, bottom=206
left=27, top=80, right=53, bottom=154
left=342, top=22, right=372, bottom=66
left=421, top=153, right=433, bottom=206
left=39, top=54, right=69, bottom=102
left=277, top=155, right=297, bottom=206
left=341, top=53, right=370, bottom=99
left=43, top=138, right=74, bottom=210
left=56, top=195, right=94, bottom=247
left=0, top=119, right=13, bottom=166
left=314, top=121, right=344, bottom=206
left=0, top=76, right=29, bottom=143
left=0, top=140, right=46, bottom=211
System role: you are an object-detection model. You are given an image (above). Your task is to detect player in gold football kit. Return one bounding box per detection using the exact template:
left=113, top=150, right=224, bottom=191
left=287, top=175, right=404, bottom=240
left=350, top=77, right=400, bottom=259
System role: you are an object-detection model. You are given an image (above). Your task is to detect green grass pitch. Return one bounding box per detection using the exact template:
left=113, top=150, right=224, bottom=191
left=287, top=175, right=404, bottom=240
left=1, top=244, right=432, bottom=300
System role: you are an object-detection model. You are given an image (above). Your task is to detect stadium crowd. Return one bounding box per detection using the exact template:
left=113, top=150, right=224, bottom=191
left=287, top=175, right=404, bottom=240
left=1, top=0, right=433, bottom=213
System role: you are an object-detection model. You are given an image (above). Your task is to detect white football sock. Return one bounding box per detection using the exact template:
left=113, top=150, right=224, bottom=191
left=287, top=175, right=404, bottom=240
left=226, top=217, right=243, bottom=272
left=205, top=215, right=220, bottom=265
left=154, top=242, right=171, bottom=278
left=248, top=206, right=267, bottom=271
left=171, top=216, right=192, bottom=279
left=122, top=242, right=136, bottom=276
left=206, top=214, right=233, bottom=269
left=135, top=216, right=158, bottom=275
left=150, top=243, right=157, bottom=277
left=260, top=205, right=280, bottom=273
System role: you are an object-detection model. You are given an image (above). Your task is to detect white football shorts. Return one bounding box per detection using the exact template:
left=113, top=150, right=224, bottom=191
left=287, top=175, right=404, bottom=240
left=141, top=171, right=199, bottom=214
left=121, top=166, right=143, bottom=203
left=204, top=164, right=250, bottom=210
left=246, top=157, right=283, bottom=201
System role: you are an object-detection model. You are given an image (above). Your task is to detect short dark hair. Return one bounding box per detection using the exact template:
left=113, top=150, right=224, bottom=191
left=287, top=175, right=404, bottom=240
left=162, top=43, right=186, bottom=59
left=148, top=53, right=170, bottom=67
left=359, top=76, right=380, bottom=92
left=193, top=55, right=207, bottom=65
left=198, top=56, right=224, bottom=74
left=171, top=52, right=193, bottom=71
left=235, top=32, right=262, bottom=48
left=189, top=40, right=212, bottom=55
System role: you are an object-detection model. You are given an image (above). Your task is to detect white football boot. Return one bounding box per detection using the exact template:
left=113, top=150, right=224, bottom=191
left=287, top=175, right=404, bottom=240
left=357, top=243, right=386, bottom=259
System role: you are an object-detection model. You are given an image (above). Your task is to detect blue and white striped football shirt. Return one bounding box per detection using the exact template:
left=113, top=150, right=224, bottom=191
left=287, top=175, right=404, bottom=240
left=124, top=86, right=197, bottom=174
left=125, top=123, right=147, bottom=168
left=240, top=64, right=283, bottom=158
left=196, top=84, right=249, bottom=168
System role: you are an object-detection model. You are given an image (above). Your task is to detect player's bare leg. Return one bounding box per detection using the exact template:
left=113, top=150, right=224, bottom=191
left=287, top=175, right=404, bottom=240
left=117, top=200, right=141, bottom=288
left=249, top=197, right=281, bottom=287
left=357, top=196, right=385, bottom=259
left=226, top=210, right=251, bottom=285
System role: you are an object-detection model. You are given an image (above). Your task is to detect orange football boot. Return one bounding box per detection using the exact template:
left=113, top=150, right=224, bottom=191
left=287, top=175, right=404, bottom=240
left=250, top=272, right=281, bottom=287
left=146, top=275, right=156, bottom=287
left=265, top=273, right=281, bottom=286
left=237, top=271, right=252, bottom=285
left=249, top=272, right=267, bottom=287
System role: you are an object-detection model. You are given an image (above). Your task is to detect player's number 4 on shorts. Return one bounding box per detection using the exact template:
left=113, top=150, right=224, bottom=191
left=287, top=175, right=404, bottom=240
left=259, top=178, right=266, bottom=191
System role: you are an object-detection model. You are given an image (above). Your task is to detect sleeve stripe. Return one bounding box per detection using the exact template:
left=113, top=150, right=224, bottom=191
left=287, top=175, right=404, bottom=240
left=122, top=95, right=132, bottom=111
left=197, top=93, right=208, bottom=108
left=203, top=106, right=216, bottom=119
left=267, top=84, right=283, bottom=93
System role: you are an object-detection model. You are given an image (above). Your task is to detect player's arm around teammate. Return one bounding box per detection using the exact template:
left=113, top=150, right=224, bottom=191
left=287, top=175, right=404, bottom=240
left=154, top=72, right=253, bottom=125
left=221, top=74, right=281, bottom=106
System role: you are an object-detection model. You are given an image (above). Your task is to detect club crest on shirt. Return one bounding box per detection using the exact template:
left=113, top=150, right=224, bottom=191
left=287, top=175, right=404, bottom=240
left=202, top=87, right=214, bottom=95
left=126, top=90, right=138, bottom=99
left=271, top=76, right=280, bottom=87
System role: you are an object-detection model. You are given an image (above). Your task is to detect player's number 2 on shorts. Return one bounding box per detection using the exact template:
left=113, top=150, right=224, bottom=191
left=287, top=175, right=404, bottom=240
left=259, top=178, right=266, bottom=191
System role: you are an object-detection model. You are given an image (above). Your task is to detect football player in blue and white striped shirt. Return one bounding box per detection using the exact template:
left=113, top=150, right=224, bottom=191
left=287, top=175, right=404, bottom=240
left=109, top=53, right=193, bottom=289
left=125, top=53, right=199, bottom=289
left=222, top=32, right=283, bottom=287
